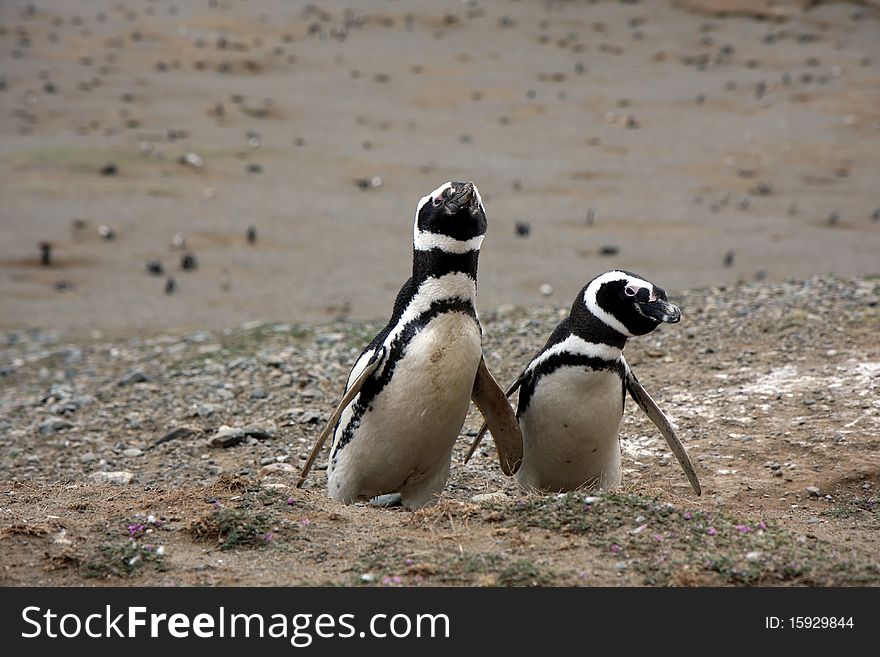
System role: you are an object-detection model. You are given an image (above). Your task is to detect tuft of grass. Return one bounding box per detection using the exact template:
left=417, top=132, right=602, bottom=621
left=188, top=507, right=273, bottom=550
left=83, top=542, right=167, bottom=578
left=487, top=492, right=879, bottom=586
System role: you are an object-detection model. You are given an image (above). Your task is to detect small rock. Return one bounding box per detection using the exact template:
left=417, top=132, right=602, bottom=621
left=243, top=424, right=276, bottom=440
left=100, top=163, right=118, bottom=176
left=79, top=452, right=97, bottom=464
left=515, top=222, right=531, bottom=237
left=155, top=426, right=196, bottom=446
left=119, top=369, right=150, bottom=385
left=539, top=283, right=553, bottom=297
left=39, top=418, right=73, bottom=436
left=250, top=387, right=268, bottom=399
left=806, top=486, right=821, bottom=497
left=210, top=426, right=245, bottom=447
left=470, top=492, right=508, bottom=504
left=146, top=259, right=163, bottom=275
left=122, top=448, right=143, bottom=458
left=599, top=245, right=619, bottom=256
left=258, top=462, right=295, bottom=478
left=88, top=471, right=134, bottom=485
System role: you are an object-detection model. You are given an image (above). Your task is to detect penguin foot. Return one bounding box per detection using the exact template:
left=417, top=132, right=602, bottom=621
left=369, top=493, right=402, bottom=508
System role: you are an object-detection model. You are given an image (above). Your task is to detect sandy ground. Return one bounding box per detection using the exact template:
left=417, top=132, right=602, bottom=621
left=0, top=275, right=878, bottom=586
left=0, top=0, right=878, bottom=336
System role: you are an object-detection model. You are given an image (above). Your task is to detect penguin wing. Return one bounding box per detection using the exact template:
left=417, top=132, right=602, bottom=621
left=296, top=346, right=387, bottom=487
left=623, top=359, right=702, bottom=496
left=466, top=362, right=526, bottom=475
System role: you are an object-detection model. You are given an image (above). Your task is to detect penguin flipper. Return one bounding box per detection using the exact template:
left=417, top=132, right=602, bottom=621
left=467, top=359, right=524, bottom=475
left=624, top=362, right=702, bottom=496
left=296, top=346, right=387, bottom=488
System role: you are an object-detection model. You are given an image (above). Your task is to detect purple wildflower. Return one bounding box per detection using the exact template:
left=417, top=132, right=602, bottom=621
left=405, top=558, right=414, bottom=566
left=286, top=497, right=295, bottom=505
left=610, top=544, right=621, bottom=553
left=706, top=527, right=717, bottom=536
left=683, top=511, right=692, bottom=520
left=735, top=524, right=751, bottom=533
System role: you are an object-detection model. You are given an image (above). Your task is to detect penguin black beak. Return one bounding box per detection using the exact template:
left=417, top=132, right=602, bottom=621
left=444, top=181, right=475, bottom=214
left=638, top=299, right=681, bottom=324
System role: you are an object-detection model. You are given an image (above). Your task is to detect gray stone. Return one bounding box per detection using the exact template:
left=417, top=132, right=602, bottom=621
left=123, top=448, right=143, bottom=458
left=119, top=369, right=150, bottom=385
left=470, top=492, right=508, bottom=504
left=250, top=387, right=268, bottom=399
left=88, top=471, right=134, bottom=485
left=39, top=418, right=73, bottom=436
left=210, top=426, right=245, bottom=447
left=806, top=486, right=821, bottom=497
left=79, top=452, right=97, bottom=464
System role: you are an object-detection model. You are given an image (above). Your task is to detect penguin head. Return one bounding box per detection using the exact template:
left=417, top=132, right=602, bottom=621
left=413, top=181, right=487, bottom=252
left=581, top=270, right=681, bottom=337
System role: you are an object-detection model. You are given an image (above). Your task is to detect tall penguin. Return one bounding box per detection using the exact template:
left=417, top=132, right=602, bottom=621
left=465, top=270, right=701, bottom=495
left=298, top=182, right=522, bottom=509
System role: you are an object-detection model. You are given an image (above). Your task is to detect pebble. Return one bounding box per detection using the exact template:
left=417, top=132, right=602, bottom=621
left=470, top=492, right=508, bottom=504
left=805, top=486, right=821, bottom=497
left=257, top=462, right=295, bottom=478
left=539, top=283, right=553, bottom=297
left=210, top=426, right=245, bottom=448
left=119, top=369, right=150, bottom=385
left=123, top=448, right=143, bottom=458
left=39, top=418, right=73, bottom=436
left=88, top=471, right=134, bottom=485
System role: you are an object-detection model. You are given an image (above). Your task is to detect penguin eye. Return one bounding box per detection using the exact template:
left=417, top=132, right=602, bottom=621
left=432, top=196, right=442, bottom=207
left=624, top=286, right=637, bottom=297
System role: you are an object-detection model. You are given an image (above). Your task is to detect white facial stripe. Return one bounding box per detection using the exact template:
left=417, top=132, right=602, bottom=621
left=382, top=272, right=477, bottom=350
left=415, top=181, right=455, bottom=217
left=528, top=334, right=622, bottom=373
left=584, top=270, right=655, bottom=337
left=413, top=230, right=484, bottom=253
left=471, top=183, right=485, bottom=215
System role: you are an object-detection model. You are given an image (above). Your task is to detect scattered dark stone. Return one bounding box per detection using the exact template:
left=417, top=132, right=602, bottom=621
left=515, top=222, right=531, bottom=238
left=599, top=245, right=619, bottom=256
left=146, top=259, right=163, bottom=276
left=39, top=242, right=52, bottom=266
left=754, top=270, right=768, bottom=281
left=724, top=250, right=735, bottom=267
left=181, top=253, right=198, bottom=270
left=827, top=211, right=839, bottom=226
left=165, top=277, right=177, bottom=295
left=247, top=226, right=257, bottom=244
left=155, top=426, right=196, bottom=446
left=625, top=116, right=639, bottom=129
left=54, top=280, right=74, bottom=292
left=100, top=163, right=118, bottom=176
left=119, top=369, right=150, bottom=386
left=246, top=163, right=262, bottom=174
left=586, top=208, right=597, bottom=226
left=872, top=208, right=880, bottom=222
left=751, top=182, right=772, bottom=196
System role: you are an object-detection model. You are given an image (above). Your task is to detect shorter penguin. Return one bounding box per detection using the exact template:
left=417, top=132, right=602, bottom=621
left=465, top=270, right=701, bottom=495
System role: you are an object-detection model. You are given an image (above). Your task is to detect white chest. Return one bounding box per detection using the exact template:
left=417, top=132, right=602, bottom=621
left=517, top=365, right=624, bottom=491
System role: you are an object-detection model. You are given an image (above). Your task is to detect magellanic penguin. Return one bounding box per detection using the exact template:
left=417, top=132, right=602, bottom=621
left=297, top=181, right=522, bottom=509
left=464, top=270, right=701, bottom=495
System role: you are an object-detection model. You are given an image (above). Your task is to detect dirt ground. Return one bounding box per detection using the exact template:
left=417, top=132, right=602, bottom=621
left=1, top=275, right=878, bottom=586
left=0, top=1, right=878, bottom=587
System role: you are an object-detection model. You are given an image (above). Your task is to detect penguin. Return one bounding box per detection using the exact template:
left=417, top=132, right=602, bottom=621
left=297, top=181, right=522, bottom=509
left=464, top=270, right=701, bottom=495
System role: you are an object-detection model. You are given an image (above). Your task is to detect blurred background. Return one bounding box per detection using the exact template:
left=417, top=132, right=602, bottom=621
left=1, top=0, right=878, bottom=336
